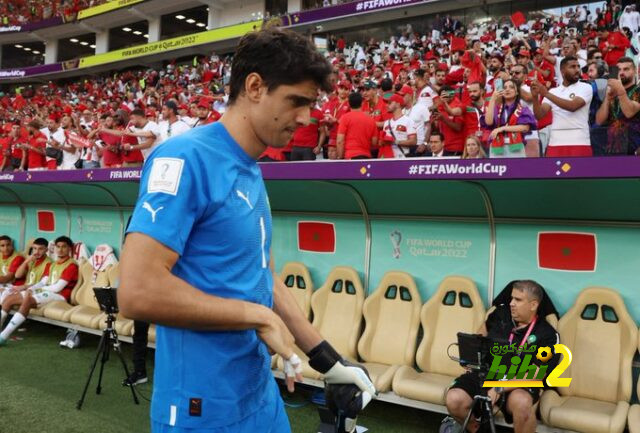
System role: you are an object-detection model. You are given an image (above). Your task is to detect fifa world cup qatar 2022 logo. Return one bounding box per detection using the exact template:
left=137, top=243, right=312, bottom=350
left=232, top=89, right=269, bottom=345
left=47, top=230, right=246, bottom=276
left=390, top=230, right=402, bottom=259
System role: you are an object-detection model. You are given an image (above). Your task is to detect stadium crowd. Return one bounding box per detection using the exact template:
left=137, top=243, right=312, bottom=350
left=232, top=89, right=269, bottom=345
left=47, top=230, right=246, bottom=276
left=0, top=0, right=106, bottom=26
left=1, top=0, right=640, bottom=169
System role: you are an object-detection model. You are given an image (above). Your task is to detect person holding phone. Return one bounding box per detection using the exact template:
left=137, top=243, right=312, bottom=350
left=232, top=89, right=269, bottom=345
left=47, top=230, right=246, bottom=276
left=482, top=79, right=537, bottom=158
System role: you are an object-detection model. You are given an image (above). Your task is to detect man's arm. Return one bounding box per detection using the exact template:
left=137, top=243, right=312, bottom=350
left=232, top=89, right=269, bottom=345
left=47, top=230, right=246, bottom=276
left=336, top=133, right=346, bottom=159
left=439, top=114, right=463, bottom=132
left=543, top=92, right=586, bottom=112
left=119, top=233, right=297, bottom=358
left=596, top=89, right=612, bottom=125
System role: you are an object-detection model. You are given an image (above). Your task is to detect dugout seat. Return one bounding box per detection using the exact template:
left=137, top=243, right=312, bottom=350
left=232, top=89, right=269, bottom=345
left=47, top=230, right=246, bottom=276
left=280, top=262, right=314, bottom=318
left=392, top=276, right=485, bottom=404
left=277, top=266, right=364, bottom=380
left=22, top=238, right=34, bottom=256
left=539, top=287, right=637, bottom=433
left=629, top=330, right=640, bottom=433
left=40, top=261, right=94, bottom=321
left=628, top=331, right=640, bottom=433
left=356, top=271, right=421, bottom=392
left=30, top=276, right=83, bottom=318
left=148, top=324, right=156, bottom=343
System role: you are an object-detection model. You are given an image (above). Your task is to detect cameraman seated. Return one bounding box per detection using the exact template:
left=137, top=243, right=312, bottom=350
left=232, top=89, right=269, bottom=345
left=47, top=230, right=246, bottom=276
left=445, top=280, right=559, bottom=433
left=0, top=236, right=78, bottom=346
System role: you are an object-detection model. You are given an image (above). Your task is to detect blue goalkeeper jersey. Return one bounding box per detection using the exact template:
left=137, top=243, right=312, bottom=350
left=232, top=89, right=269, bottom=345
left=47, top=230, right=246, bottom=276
left=127, top=122, right=274, bottom=429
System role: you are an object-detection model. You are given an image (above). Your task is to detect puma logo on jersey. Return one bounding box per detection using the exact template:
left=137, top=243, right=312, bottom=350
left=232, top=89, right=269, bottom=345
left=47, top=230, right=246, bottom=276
left=142, top=201, right=164, bottom=223
left=236, top=190, right=253, bottom=210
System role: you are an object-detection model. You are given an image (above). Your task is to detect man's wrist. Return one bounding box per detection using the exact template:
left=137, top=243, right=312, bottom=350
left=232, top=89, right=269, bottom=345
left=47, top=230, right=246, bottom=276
left=307, top=340, right=341, bottom=374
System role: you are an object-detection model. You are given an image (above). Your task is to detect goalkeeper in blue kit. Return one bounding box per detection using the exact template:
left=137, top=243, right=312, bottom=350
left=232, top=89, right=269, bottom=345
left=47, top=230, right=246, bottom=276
left=119, top=28, right=375, bottom=433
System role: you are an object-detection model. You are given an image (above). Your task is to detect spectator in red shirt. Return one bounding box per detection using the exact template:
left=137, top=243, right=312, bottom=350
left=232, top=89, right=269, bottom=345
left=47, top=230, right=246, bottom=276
left=432, top=86, right=466, bottom=155
left=336, top=92, right=378, bottom=159
left=89, top=114, right=122, bottom=168
left=322, top=80, right=351, bottom=159
left=290, top=102, right=325, bottom=161
left=599, top=29, right=630, bottom=70
left=21, top=120, right=47, bottom=171
left=0, top=125, right=13, bottom=171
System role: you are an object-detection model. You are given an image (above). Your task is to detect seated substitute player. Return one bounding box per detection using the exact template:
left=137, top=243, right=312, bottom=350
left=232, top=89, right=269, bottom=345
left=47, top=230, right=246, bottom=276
left=0, top=236, right=77, bottom=345
left=445, top=280, right=560, bottom=433
left=119, top=28, right=376, bottom=433
left=0, top=235, right=25, bottom=288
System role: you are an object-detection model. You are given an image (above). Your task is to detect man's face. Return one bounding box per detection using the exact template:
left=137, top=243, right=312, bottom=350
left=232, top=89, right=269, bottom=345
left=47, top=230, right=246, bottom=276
left=55, top=241, right=70, bottom=260
left=338, top=86, right=349, bottom=99
left=510, top=66, right=525, bottom=85
left=429, top=135, right=444, bottom=154
left=435, top=71, right=446, bottom=86
left=30, top=244, right=47, bottom=260
left=415, top=76, right=426, bottom=89
left=61, top=115, right=72, bottom=128
left=517, top=56, right=529, bottom=66
left=587, top=63, right=599, bottom=80
left=197, top=107, right=208, bottom=119
left=46, top=118, right=56, bottom=131
left=618, top=62, right=636, bottom=86
left=387, top=100, right=398, bottom=113
left=249, top=79, right=318, bottom=149
left=373, top=68, right=382, bottom=79
left=0, top=239, right=14, bottom=257
left=562, top=43, right=573, bottom=57
left=468, top=84, right=482, bottom=102
left=161, top=106, right=172, bottom=120
left=489, top=58, right=502, bottom=73
left=510, top=288, right=538, bottom=324
left=561, top=60, right=582, bottom=84
left=11, top=125, right=20, bottom=137
left=365, top=87, right=376, bottom=101
left=130, top=114, right=144, bottom=127
left=105, top=116, right=114, bottom=128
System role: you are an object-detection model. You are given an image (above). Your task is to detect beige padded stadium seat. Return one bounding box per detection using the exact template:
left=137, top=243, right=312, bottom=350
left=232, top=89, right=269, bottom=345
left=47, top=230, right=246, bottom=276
left=31, top=276, right=83, bottom=318
left=54, top=261, right=113, bottom=328
left=540, top=287, right=637, bottom=433
left=393, top=276, right=485, bottom=404
left=629, top=331, right=640, bottom=433
left=280, top=262, right=314, bottom=318
left=43, top=261, right=95, bottom=322
left=278, top=266, right=365, bottom=380
left=356, top=271, right=421, bottom=392
left=22, top=238, right=34, bottom=256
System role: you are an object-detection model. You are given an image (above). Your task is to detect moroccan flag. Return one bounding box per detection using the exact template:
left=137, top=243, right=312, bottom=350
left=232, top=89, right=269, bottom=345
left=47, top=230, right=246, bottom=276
left=538, top=232, right=597, bottom=271
left=37, top=210, right=55, bottom=232
left=511, top=11, right=527, bottom=28
left=298, top=222, right=335, bottom=253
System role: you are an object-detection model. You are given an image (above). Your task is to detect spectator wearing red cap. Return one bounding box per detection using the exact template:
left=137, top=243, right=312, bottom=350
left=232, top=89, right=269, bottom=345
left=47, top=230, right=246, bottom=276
left=20, top=120, right=47, bottom=171
left=193, top=100, right=221, bottom=127
left=336, top=92, right=378, bottom=160
left=379, top=94, right=417, bottom=158
left=289, top=101, right=325, bottom=161
left=432, top=86, right=466, bottom=155
left=321, top=80, right=351, bottom=159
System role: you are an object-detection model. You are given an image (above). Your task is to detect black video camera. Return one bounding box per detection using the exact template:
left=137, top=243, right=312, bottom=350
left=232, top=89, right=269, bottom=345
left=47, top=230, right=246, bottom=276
left=93, top=287, right=118, bottom=315
left=455, top=332, right=501, bottom=372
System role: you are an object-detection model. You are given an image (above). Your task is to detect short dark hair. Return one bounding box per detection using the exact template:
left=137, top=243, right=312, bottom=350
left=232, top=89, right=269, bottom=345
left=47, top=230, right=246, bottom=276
left=429, top=131, right=444, bottom=141
left=617, top=56, right=636, bottom=68
left=164, top=100, right=179, bottom=114
left=348, top=92, right=363, bottom=109
left=380, top=78, right=393, bottom=92
left=0, top=235, right=12, bottom=243
left=560, top=55, right=578, bottom=68
left=33, top=237, right=48, bottom=247
left=130, top=108, right=144, bottom=117
left=54, top=236, right=73, bottom=248
left=414, top=69, right=427, bottom=79
left=513, top=280, right=543, bottom=303
left=229, top=28, right=332, bottom=105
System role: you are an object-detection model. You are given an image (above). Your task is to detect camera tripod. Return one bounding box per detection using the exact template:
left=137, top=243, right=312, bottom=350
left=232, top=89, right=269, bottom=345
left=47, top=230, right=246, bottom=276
left=460, top=371, right=499, bottom=433
left=77, top=312, right=139, bottom=409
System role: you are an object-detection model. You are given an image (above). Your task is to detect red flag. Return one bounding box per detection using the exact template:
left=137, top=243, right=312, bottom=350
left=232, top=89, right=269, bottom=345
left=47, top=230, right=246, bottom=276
left=511, top=11, right=527, bottom=28
left=538, top=232, right=597, bottom=271
left=298, top=222, right=335, bottom=253
left=37, top=210, right=55, bottom=232
left=451, top=36, right=466, bottom=53
left=65, top=131, right=93, bottom=148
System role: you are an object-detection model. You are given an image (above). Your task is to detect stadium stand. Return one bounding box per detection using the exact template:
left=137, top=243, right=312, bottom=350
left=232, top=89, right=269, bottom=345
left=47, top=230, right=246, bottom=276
left=0, top=0, right=107, bottom=26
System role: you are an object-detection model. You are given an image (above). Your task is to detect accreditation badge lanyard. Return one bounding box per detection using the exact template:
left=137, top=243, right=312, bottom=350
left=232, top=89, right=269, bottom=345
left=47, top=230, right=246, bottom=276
left=508, top=315, right=537, bottom=349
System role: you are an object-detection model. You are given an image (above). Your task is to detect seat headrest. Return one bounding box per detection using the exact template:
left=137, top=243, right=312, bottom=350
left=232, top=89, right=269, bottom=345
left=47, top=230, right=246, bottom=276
left=73, top=242, right=90, bottom=262
left=90, top=244, right=118, bottom=272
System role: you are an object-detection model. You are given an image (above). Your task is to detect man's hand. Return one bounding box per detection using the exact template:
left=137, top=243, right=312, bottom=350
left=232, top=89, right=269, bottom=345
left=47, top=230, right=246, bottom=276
left=491, top=90, right=504, bottom=101
left=307, top=340, right=377, bottom=397
left=531, top=80, right=547, bottom=98
left=488, top=387, right=502, bottom=405
left=607, top=78, right=625, bottom=96
left=256, top=309, right=296, bottom=360
left=282, top=353, right=303, bottom=393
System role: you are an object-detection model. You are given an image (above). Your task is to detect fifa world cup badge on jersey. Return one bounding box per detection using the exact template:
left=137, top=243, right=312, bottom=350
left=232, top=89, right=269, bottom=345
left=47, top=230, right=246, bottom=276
left=148, top=157, right=185, bottom=196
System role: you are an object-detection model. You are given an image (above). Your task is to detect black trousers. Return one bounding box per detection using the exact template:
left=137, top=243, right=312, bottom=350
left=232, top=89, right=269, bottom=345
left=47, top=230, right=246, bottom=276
left=290, top=146, right=317, bottom=161
left=132, top=320, right=150, bottom=373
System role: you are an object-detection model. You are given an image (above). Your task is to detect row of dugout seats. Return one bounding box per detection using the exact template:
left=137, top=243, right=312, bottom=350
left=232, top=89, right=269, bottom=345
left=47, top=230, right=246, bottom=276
left=278, top=262, right=640, bottom=433
left=21, top=240, right=156, bottom=343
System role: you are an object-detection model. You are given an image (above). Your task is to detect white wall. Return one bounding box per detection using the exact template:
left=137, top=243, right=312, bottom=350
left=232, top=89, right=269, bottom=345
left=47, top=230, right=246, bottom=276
left=218, top=0, right=264, bottom=28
